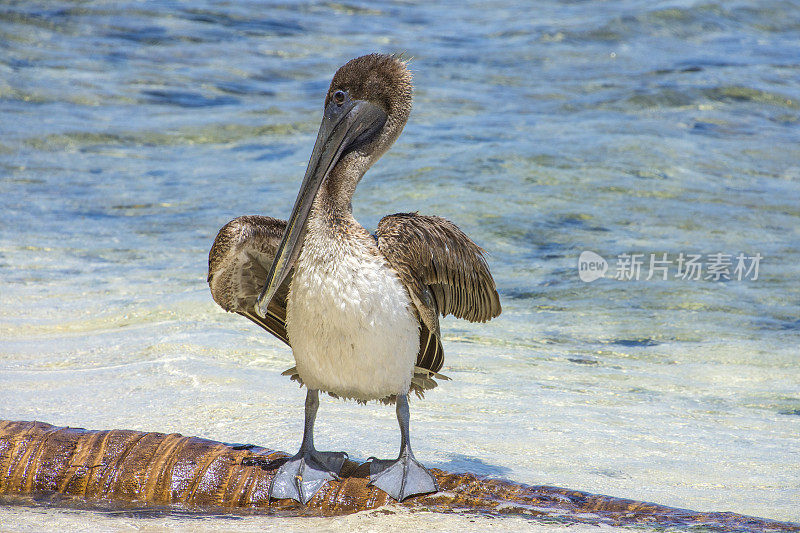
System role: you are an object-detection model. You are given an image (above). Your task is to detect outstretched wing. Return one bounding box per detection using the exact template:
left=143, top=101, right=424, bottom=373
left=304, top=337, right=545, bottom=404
left=208, top=215, right=291, bottom=346
left=376, top=212, right=502, bottom=375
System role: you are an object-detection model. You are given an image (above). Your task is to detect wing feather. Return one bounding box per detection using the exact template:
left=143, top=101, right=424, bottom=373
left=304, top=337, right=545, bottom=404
left=208, top=215, right=291, bottom=346
left=376, top=212, right=501, bottom=375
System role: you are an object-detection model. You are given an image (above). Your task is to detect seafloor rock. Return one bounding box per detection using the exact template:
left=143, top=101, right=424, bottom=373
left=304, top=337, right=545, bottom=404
left=0, top=420, right=797, bottom=531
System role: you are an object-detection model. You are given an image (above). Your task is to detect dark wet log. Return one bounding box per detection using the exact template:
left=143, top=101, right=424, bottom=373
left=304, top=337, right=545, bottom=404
left=1, top=420, right=797, bottom=530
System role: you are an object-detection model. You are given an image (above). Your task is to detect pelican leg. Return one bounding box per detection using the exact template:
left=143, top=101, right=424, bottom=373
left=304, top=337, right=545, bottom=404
left=269, top=389, right=348, bottom=504
left=367, top=393, right=439, bottom=501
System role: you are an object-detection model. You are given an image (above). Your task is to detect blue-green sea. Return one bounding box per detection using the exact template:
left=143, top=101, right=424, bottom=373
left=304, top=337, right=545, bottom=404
left=1, top=1, right=799, bottom=530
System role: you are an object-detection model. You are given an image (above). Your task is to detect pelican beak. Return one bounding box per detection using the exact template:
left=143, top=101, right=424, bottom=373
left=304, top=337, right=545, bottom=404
left=255, top=95, right=387, bottom=316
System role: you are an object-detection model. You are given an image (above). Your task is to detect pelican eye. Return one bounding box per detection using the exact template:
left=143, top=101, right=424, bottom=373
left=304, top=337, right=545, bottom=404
left=332, top=90, right=346, bottom=105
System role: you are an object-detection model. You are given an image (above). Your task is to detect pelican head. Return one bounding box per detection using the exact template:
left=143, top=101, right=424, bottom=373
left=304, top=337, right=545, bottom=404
left=256, top=54, right=413, bottom=316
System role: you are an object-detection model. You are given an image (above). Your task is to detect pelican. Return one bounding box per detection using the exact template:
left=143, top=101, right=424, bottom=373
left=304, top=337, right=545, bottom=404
left=208, top=54, right=501, bottom=504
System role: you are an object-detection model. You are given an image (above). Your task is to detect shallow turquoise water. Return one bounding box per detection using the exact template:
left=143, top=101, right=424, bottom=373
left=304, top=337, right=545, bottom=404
left=1, top=1, right=799, bottom=529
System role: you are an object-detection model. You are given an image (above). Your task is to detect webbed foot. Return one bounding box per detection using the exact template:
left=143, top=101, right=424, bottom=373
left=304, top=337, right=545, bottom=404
left=368, top=449, right=439, bottom=501
left=269, top=450, right=348, bottom=504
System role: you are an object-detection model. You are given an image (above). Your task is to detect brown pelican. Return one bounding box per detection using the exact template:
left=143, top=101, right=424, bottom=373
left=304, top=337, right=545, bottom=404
left=208, top=54, right=501, bottom=504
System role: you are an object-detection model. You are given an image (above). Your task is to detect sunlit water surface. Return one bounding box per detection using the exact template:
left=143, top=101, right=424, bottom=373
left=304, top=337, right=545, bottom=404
left=1, top=1, right=799, bottom=530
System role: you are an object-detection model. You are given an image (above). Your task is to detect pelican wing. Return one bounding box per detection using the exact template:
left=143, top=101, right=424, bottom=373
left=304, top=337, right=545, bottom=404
left=376, top=213, right=501, bottom=374
left=208, top=215, right=291, bottom=346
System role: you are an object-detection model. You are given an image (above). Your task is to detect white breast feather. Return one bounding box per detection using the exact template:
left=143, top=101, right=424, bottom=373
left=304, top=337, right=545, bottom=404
left=286, top=232, right=420, bottom=401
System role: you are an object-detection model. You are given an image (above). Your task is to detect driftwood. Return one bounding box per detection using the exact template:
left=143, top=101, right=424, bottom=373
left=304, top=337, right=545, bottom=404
left=0, top=420, right=797, bottom=531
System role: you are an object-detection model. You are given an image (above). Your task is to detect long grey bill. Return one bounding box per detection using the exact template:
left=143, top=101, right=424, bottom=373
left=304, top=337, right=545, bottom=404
left=255, top=97, right=387, bottom=317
